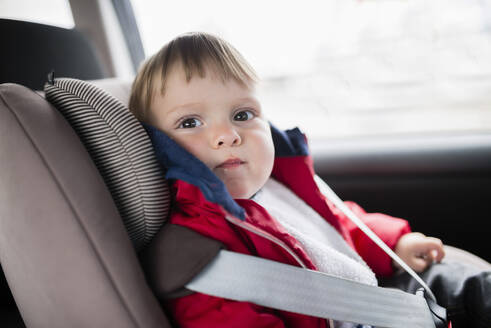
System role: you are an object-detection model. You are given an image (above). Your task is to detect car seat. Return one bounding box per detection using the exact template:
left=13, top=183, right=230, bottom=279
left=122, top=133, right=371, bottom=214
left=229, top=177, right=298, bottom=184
left=0, top=79, right=224, bottom=327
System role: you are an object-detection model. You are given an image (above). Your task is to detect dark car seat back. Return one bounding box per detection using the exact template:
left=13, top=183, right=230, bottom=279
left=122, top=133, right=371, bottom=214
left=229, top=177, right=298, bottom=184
left=0, top=19, right=107, bottom=90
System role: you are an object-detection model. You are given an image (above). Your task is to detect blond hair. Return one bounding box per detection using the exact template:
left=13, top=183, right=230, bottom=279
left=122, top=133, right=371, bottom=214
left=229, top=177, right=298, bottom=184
left=129, top=32, right=258, bottom=122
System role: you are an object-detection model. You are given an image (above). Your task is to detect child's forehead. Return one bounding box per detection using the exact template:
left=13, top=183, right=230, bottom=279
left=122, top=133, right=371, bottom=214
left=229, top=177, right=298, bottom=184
left=153, top=62, right=256, bottom=97
left=167, top=61, right=238, bottom=83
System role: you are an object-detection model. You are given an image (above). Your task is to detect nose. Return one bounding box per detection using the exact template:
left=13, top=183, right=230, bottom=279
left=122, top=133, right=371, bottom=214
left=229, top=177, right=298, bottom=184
left=211, top=124, right=242, bottom=149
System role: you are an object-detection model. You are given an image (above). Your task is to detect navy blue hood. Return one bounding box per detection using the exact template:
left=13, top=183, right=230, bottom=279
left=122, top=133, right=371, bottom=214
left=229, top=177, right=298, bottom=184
left=142, top=122, right=308, bottom=220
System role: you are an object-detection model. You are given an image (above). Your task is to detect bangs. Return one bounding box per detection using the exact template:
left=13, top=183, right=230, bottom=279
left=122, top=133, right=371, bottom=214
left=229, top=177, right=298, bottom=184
left=158, top=32, right=258, bottom=93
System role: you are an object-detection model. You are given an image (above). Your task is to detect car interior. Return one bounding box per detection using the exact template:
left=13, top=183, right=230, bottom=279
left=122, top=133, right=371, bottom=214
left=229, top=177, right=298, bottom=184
left=1, top=1, right=491, bottom=327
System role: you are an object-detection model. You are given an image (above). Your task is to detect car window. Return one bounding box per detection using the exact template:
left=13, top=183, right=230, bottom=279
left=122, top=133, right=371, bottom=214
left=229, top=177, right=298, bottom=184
left=132, top=0, right=491, bottom=139
left=0, top=0, right=73, bottom=28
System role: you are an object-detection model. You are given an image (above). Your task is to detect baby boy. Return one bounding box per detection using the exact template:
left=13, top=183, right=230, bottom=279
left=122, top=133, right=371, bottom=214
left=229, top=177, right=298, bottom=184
left=129, top=32, right=445, bottom=328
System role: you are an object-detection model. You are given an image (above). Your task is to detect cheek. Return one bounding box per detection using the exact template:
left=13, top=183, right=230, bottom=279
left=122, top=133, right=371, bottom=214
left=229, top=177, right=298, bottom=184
left=249, top=130, right=275, bottom=179
left=170, top=134, right=209, bottom=163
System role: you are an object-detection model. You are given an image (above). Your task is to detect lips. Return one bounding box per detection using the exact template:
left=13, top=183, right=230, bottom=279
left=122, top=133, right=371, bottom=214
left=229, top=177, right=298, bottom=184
left=216, top=158, right=245, bottom=169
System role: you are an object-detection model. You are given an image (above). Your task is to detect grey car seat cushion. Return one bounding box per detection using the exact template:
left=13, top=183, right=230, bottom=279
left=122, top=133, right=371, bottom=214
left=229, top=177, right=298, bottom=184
left=0, top=83, right=171, bottom=327
left=45, top=78, right=170, bottom=250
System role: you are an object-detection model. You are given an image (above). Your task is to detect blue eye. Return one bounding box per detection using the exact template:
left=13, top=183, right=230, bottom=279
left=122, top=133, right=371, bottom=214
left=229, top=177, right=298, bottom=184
left=233, top=110, right=254, bottom=121
left=179, top=118, right=202, bottom=129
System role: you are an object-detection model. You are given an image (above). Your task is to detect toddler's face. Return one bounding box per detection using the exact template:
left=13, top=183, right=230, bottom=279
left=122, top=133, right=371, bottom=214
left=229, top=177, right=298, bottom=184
left=149, top=64, right=275, bottom=199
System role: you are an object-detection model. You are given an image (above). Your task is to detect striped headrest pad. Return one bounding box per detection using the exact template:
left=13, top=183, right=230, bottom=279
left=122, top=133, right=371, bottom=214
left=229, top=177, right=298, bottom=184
left=44, top=78, right=170, bottom=251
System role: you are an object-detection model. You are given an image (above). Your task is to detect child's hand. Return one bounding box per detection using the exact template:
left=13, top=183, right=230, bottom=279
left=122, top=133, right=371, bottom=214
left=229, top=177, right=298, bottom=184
left=394, top=232, right=445, bottom=272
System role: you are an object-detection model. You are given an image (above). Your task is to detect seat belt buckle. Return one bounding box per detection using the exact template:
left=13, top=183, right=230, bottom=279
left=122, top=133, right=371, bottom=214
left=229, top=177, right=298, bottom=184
left=416, top=288, right=451, bottom=328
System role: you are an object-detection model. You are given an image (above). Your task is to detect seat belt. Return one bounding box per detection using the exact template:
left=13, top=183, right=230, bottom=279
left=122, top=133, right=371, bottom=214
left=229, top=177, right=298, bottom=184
left=186, top=177, right=448, bottom=327
left=186, top=250, right=440, bottom=328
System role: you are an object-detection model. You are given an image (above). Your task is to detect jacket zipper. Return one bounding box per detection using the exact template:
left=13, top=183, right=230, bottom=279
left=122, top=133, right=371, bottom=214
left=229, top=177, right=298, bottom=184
left=224, top=215, right=307, bottom=269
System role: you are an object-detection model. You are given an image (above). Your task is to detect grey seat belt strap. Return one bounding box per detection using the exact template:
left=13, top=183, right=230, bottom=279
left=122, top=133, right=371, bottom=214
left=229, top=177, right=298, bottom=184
left=313, top=175, right=437, bottom=302
left=186, top=250, right=436, bottom=328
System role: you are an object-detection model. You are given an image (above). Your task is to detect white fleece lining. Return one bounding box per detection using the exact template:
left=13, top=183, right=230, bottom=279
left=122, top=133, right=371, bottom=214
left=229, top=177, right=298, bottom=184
left=253, top=178, right=377, bottom=287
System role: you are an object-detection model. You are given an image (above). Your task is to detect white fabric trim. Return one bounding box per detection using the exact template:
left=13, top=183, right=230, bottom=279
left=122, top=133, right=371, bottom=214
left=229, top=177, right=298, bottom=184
left=253, top=178, right=377, bottom=287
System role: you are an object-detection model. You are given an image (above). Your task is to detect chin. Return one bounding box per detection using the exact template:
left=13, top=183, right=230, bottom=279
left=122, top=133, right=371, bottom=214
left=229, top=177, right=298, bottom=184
left=229, top=190, right=252, bottom=200
left=227, top=183, right=255, bottom=200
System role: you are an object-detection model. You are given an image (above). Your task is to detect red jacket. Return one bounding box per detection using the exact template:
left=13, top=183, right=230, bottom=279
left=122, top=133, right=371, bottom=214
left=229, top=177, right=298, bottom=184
left=145, top=125, right=411, bottom=328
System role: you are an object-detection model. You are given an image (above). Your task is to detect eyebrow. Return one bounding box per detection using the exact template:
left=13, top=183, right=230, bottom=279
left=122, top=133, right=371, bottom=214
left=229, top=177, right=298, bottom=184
left=234, top=96, right=261, bottom=107
left=167, top=102, right=202, bottom=116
